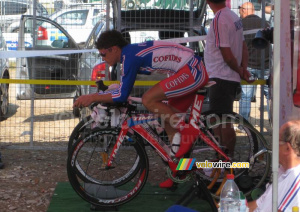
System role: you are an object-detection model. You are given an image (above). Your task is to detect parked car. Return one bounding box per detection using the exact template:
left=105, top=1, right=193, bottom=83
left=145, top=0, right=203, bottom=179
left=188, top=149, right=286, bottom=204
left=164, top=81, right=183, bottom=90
left=48, top=3, right=107, bottom=44
left=0, top=0, right=48, bottom=33
left=16, top=0, right=207, bottom=118
left=0, top=28, right=10, bottom=120
left=53, top=0, right=84, bottom=12
left=16, top=15, right=80, bottom=100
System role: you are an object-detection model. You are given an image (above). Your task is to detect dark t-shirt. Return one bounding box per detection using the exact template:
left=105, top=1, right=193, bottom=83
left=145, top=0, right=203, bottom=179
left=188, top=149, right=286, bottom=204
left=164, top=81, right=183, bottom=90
left=242, top=14, right=270, bottom=69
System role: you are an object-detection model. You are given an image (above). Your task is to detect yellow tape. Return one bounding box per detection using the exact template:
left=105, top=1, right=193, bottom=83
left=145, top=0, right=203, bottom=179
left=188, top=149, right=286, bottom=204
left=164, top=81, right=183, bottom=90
left=0, top=79, right=266, bottom=86
left=241, top=79, right=266, bottom=85
left=0, top=79, right=160, bottom=86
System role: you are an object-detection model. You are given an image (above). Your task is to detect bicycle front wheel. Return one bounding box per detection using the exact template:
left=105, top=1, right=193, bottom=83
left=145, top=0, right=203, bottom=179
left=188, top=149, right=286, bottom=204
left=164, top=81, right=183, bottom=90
left=67, top=128, right=149, bottom=208
left=191, top=112, right=271, bottom=199
left=68, top=115, right=94, bottom=154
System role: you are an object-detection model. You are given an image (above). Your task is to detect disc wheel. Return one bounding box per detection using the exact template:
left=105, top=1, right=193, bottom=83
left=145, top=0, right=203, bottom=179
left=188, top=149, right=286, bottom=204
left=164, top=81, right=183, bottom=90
left=67, top=129, right=149, bottom=207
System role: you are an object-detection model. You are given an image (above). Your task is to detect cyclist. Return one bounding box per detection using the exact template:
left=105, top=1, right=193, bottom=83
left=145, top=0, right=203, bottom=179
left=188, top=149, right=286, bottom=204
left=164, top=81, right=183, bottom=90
left=73, top=30, right=209, bottom=188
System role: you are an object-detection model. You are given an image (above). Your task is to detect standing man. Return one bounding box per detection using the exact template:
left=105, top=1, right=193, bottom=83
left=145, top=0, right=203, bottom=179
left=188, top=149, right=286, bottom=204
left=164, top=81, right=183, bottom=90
left=239, top=2, right=271, bottom=123
left=248, top=120, right=300, bottom=211
left=204, top=0, right=253, bottom=157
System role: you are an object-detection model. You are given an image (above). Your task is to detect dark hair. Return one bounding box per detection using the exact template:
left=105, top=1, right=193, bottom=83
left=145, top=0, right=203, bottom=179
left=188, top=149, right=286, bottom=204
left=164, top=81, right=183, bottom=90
left=95, top=30, right=129, bottom=49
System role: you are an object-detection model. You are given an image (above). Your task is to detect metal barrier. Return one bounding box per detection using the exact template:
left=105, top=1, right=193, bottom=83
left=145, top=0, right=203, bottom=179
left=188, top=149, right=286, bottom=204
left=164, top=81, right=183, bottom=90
left=0, top=0, right=272, bottom=149
left=0, top=73, right=271, bottom=150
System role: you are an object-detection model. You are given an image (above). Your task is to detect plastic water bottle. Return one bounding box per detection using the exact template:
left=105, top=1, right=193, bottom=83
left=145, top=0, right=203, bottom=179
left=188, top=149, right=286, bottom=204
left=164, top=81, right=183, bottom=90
left=239, top=191, right=248, bottom=212
left=110, top=108, right=120, bottom=127
left=170, top=132, right=181, bottom=157
left=220, top=174, right=240, bottom=212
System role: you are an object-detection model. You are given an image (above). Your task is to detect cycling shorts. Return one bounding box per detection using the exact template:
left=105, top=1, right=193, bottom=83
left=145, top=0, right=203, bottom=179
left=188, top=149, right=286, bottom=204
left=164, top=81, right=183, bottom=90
left=159, top=61, right=208, bottom=112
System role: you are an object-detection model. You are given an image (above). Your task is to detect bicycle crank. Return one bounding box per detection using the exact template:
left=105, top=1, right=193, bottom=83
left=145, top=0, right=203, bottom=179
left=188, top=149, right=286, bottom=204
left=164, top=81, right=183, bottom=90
left=166, top=166, right=192, bottom=183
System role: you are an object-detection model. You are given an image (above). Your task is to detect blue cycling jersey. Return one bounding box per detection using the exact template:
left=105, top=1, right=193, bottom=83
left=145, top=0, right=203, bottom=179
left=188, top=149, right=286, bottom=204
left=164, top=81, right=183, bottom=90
left=106, top=40, right=198, bottom=102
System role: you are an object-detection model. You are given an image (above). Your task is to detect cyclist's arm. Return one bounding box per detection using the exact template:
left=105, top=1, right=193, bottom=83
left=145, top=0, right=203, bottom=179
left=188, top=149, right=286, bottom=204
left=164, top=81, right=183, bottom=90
left=73, top=93, right=113, bottom=108
left=111, top=56, right=140, bottom=103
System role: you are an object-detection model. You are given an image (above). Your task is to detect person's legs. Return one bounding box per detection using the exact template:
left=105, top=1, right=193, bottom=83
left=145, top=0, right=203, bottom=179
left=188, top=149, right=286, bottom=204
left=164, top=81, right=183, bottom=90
left=262, top=69, right=271, bottom=120
left=239, top=84, right=255, bottom=121
left=142, top=64, right=208, bottom=188
left=142, top=83, right=179, bottom=142
left=143, top=65, right=208, bottom=156
left=142, top=79, right=201, bottom=141
left=142, top=73, right=199, bottom=189
left=239, top=68, right=257, bottom=121
left=209, top=78, right=239, bottom=156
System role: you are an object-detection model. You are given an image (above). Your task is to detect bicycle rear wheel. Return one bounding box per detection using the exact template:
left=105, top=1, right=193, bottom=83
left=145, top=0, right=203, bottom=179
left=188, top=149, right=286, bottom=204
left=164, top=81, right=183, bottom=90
left=191, top=112, right=271, bottom=199
left=67, top=128, right=149, bottom=208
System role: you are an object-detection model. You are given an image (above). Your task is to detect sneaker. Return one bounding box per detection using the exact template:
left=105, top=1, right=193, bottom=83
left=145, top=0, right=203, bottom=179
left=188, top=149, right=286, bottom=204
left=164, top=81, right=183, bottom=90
left=159, top=171, right=177, bottom=188
left=0, top=162, right=4, bottom=169
left=175, top=123, right=200, bottom=158
left=159, top=178, right=174, bottom=188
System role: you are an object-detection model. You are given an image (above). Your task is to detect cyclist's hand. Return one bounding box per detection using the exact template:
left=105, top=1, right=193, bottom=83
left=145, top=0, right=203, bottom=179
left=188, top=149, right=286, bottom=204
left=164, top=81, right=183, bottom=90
left=73, top=94, right=97, bottom=108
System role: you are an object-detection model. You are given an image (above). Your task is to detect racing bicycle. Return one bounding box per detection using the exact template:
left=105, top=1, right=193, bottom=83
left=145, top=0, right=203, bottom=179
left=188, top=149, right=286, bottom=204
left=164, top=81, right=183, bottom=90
left=67, top=82, right=271, bottom=209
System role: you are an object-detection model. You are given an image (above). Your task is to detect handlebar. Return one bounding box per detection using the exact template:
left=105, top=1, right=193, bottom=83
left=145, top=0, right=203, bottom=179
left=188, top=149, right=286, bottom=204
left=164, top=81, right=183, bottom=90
left=96, top=80, right=109, bottom=92
left=89, top=97, right=142, bottom=112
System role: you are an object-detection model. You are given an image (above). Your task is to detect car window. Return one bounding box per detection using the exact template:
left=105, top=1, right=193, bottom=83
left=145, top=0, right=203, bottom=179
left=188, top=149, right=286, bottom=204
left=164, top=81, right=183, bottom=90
left=121, top=0, right=202, bottom=11
left=86, top=21, right=105, bottom=49
left=129, top=31, right=159, bottom=43
left=93, top=8, right=102, bottom=16
left=1, top=2, right=28, bottom=15
left=37, top=3, right=49, bottom=16
left=54, top=10, right=88, bottom=25
left=24, top=18, right=73, bottom=49
left=92, top=15, right=102, bottom=26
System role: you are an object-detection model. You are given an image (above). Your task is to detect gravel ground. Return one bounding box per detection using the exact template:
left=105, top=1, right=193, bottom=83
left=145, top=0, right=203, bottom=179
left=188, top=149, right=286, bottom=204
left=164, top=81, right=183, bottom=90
left=0, top=147, right=168, bottom=212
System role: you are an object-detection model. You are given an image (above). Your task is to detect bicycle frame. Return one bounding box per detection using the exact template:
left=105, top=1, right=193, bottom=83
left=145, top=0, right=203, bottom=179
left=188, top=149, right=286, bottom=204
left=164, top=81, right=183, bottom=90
left=106, top=92, right=230, bottom=174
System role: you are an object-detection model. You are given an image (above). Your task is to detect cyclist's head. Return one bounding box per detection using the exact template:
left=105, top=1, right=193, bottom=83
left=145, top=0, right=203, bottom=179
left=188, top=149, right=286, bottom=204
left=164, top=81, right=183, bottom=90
left=95, top=30, right=129, bottom=50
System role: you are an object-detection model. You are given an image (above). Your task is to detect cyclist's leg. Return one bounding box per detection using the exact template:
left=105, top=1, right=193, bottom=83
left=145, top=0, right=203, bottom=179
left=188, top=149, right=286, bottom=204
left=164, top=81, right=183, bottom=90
left=142, top=83, right=179, bottom=142
left=143, top=64, right=208, bottom=188
left=208, top=78, right=239, bottom=157
left=143, top=65, right=208, bottom=156
left=142, top=65, right=204, bottom=137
